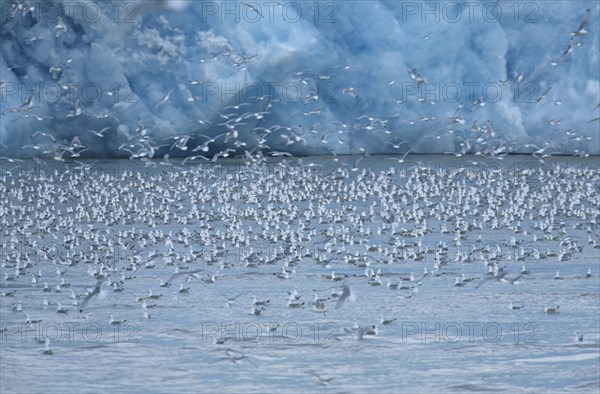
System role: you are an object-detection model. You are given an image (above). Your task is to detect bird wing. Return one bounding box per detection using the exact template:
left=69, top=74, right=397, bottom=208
left=577, top=9, right=590, bottom=31
left=335, top=285, right=350, bottom=309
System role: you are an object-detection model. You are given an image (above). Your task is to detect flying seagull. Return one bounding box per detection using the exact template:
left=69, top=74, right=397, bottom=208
left=79, top=277, right=110, bottom=312
left=335, top=283, right=352, bottom=309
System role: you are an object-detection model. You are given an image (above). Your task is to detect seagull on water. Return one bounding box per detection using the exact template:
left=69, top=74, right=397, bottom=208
left=380, top=315, right=397, bottom=325
left=56, top=303, right=68, bottom=314
left=354, top=324, right=378, bottom=340
left=147, top=290, right=162, bottom=300
left=249, top=305, right=263, bottom=315
left=42, top=338, right=53, bottom=355
left=508, top=301, right=523, bottom=310
left=252, top=296, right=270, bottom=306
left=554, top=271, right=563, bottom=280
left=25, top=314, right=42, bottom=325
left=544, top=305, right=559, bottom=314
left=179, top=284, right=190, bottom=294
left=109, top=314, right=126, bottom=325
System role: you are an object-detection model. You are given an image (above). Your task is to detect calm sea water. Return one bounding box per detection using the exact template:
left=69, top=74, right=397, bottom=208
left=1, top=155, right=599, bottom=393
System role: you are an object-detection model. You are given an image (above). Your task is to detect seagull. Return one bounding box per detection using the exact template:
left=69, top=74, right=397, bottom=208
left=249, top=305, right=263, bottom=315
left=544, top=305, right=559, bottom=314
left=409, top=68, right=426, bottom=87
left=554, top=271, right=563, bottom=280
left=42, top=338, right=53, bottom=355
left=398, top=286, right=419, bottom=299
left=154, top=88, right=175, bottom=110
left=159, top=279, right=171, bottom=288
left=147, top=290, right=162, bottom=300
left=9, top=94, right=34, bottom=112
left=0, top=156, right=26, bottom=163
left=55, top=16, right=66, bottom=38
left=167, top=268, right=205, bottom=283
left=386, top=279, right=399, bottom=290
left=181, top=155, right=210, bottom=165
left=178, top=284, right=190, bottom=294
left=109, top=314, right=126, bottom=326
left=202, top=274, right=217, bottom=284
left=354, top=324, right=378, bottom=340
left=79, top=277, right=110, bottom=312
left=571, top=9, right=590, bottom=36
left=342, top=87, right=358, bottom=98
left=379, top=315, right=397, bottom=325
left=309, top=371, right=335, bottom=386
left=252, top=296, right=270, bottom=306
left=287, top=299, right=305, bottom=308
left=508, top=301, right=523, bottom=310
left=504, top=275, right=522, bottom=285
left=335, top=284, right=351, bottom=309
left=86, top=127, right=110, bottom=137
left=240, top=2, right=263, bottom=17
left=56, top=303, right=68, bottom=314
left=386, top=148, right=413, bottom=163
left=476, top=271, right=520, bottom=288
left=224, top=292, right=246, bottom=308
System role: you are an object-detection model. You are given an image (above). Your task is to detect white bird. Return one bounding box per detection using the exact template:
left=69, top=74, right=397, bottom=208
left=179, top=284, right=190, bottom=294
left=167, top=268, right=204, bottom=283
left=544, top=305, right=559, bottom=314
left=109, top=314, right=126, bottom=325
left=249, top=305, right=263, bottom=315
left=154, top=88, right=175, bottom=110
left=252, top=296, right=270, bottom=306
left=42, top=338, right=53, bottom=355
left=571, top=9, right=590, bottom=36
left=508, top=301, right=523, bottom=310
left=335, top=284, right=351, bottom=309
left=379, top=315, right=397, bottom=325
left=79, top=277, right=110, bottom=312
left=86, top=127, right=110, bottom=137
left=554, top=271, right=563, bottom=280
left=25, top=314, right=42, bottom=325
left=55, top=16, right=66, bottom=38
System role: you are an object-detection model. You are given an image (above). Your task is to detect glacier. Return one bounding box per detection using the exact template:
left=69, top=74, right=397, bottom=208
left=0, top=0, right=599, bottom=158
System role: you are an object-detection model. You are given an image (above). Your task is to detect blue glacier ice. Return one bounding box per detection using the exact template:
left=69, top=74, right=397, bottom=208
left=0, top=0, right=599, bottom=158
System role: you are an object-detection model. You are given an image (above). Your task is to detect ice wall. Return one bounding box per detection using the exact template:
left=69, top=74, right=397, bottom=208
left=1, top=0, right=598, bottom=158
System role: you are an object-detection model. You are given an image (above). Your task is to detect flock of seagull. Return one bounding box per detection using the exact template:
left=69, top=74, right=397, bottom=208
left=1, top=151, right=598, bottom=364
left=0, top=4, right=598, bottom=388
